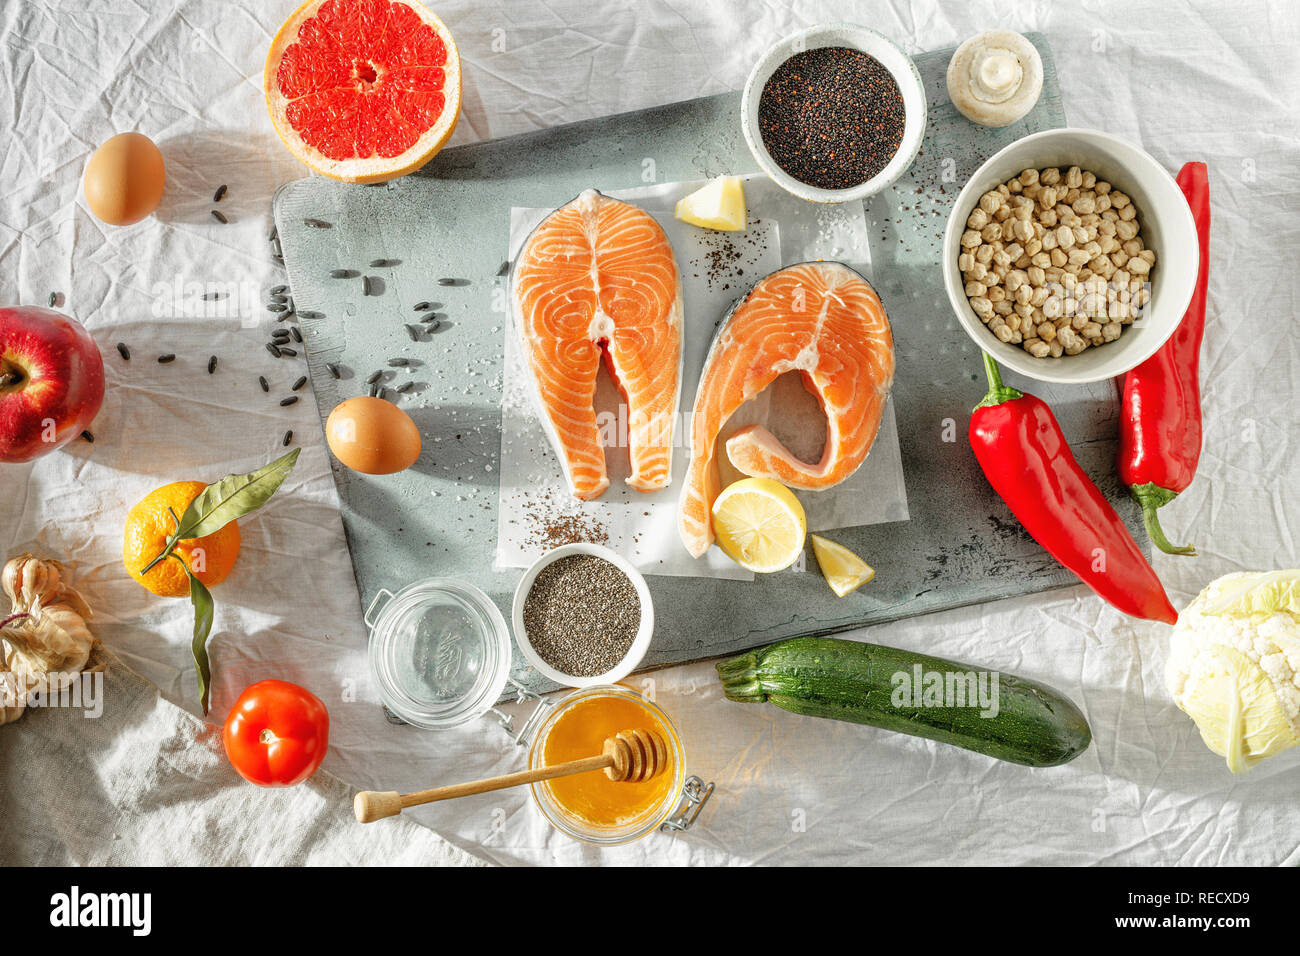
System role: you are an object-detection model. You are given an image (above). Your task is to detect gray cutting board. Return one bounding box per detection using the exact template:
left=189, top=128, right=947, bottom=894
left=273, top=34, right=1143, bottom=698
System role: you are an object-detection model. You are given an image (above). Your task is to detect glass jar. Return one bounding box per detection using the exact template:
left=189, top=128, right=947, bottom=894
left=526, top=685, right=711, bottom=845
left=365, top=579, right=512, bottom=730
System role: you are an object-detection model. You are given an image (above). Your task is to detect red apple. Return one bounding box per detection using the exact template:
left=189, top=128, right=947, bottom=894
left=0, top=306, right=105, bottom=462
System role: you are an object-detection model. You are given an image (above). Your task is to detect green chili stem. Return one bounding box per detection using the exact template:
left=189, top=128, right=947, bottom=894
left=973, top=351, right=1024, bottom=410
left=1131, top=483, right=1196, bottom=556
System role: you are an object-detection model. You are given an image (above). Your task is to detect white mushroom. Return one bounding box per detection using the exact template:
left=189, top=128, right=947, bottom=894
left=946, top=31, right=1043, bottom=128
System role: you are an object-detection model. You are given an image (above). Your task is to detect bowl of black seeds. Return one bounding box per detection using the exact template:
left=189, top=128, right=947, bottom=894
left=512, top=543, right=653, bottom=688
left=741, top=23, right=926, bottom=203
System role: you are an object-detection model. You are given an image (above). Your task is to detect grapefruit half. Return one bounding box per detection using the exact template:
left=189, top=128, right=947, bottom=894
left=265, top=0, right=461, bottom=183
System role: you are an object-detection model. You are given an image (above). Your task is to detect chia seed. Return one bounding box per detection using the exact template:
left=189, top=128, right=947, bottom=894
left=757, top=46, right=905, bottom=191
left=522, top=554, right=640, bottom=677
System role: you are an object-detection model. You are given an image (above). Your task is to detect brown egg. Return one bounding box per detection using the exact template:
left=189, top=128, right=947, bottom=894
left=83, top=132, right=166, bottom=226
left=326, top=396, right=421, bottom=475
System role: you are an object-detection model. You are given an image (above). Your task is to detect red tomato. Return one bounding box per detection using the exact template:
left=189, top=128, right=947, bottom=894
left=223, top=680, right=330, bottom=787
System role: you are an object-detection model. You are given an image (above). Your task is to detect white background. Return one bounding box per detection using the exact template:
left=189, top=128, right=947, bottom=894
left=1, top=0, right=1297, bottom=865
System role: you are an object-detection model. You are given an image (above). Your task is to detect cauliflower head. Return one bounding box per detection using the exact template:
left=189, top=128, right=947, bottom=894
left=1166, top=570, right=1300, bottom=773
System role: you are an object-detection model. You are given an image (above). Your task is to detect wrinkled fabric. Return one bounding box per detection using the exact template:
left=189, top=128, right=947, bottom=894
left=0, top=0, right=1297, bottom=865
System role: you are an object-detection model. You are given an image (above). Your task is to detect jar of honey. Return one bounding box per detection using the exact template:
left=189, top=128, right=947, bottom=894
left=526, top=685, right=710, bottom=845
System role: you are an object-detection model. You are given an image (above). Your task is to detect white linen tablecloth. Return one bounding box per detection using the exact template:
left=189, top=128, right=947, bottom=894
left=1, top=0, right=1298, bottom=865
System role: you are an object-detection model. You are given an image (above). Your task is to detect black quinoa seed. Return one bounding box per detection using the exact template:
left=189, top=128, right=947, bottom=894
left=116, top=343, right=130, bottom=360
left=213, top=184, right=227, bottom=202
left=157, top=353, right=176, bottom=363
left=290, top=326, right=302, bottom=343
left=211, top=209, right=228, bottom=224
left=304, top=218, right=331, bottom=229
left=292, top=375, right=307, bottom=391
left=757, top=45, right=906, bottom=191
left=207, top=355, right=218, bottom=374
left=81, top=430, right=94, bottom=443
left=277, top=346, right=297, bottom=357
left=266, top=343, right=282, bottom=358
left=259, top=375, right=270, bottom=392
left=326, top=363, right=341, bottom=379
left=282, top=429, right=293, bottom=446
left=279, top=396, right=299, bottom=407
left=366, top=370, right=383, bottom=385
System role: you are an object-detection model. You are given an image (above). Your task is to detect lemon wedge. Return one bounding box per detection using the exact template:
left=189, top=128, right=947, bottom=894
left=711, top=478, right=806, bottom=573
left=674, top=176, right=747, bottom=231
left=811, top=534, right=876, bottom=597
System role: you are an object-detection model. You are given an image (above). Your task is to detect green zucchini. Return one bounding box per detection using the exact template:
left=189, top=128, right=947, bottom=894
left=716, top=636, right=1091, bottom=768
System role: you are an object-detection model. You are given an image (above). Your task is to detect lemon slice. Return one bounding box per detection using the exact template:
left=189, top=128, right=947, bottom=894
left=811, top=534, right=876, bottom=597
left=711, top=478, right=806, bottom=572
left=674, top=176, right=747, bottom=231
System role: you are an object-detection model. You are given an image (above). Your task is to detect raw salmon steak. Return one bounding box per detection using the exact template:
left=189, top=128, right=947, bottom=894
left=513, top=189, right=683, bottom=500
left=678, top=261, right=896, bottom=557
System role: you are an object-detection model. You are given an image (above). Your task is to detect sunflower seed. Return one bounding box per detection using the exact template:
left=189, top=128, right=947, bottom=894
left=211, top=210, right=228, bottom=224
left=269, top=293, right=288, bottom=304
left=272, top=328, right=291, bottom=339
left=157, top=353, right=176, bottom=364
left=369, top=258, right=399, bottom=268
left=279, top=396, right=299, bottom=407
left=368, top=384, right=380, bottom=397
left=496, top=260, right=510, bottom=276
left=292, top=375, right=307, bottom=391
left=298, top=310, right=322, bottom=320
left=330, top=268, right=358, bottom=279
left=290, top=327, right=302, bottom=343
left=366, top=370, right=383, bottom=385
left=267, top=303, right=288, bottom=313
left=270, top=284, right=288, bottom=296
left=213, top=184, right=227, bottom=202
left=282, top=429, right=293, bottom=447
left=202, top=291, right=226, bottom=301
left=419, top=313, right=442, bottom=325
left=268, top=225, right=278, bottom=243
left=277, top=347, right=298, bottom=357
left=406, top=324, right=419, bottom=341
left=81, top=430, right=94, bottom=443
left=116, top=343, right=130, bottom=360
left=304, top=218, right=332, bottom=229
left=387, top=358, right=410, bottom=367
left=412, top=301, right=439, bottom=312
left=259, top=375, right=270, bottom=392
left=326, top=363, right=341, bottom=379
left=437, top=277, right=465, bottom=286
left=207, top=355, right=218, bottom=374
left=395, top=381, right=414, bottom=394
left=266, top=343, right=282, bottom=358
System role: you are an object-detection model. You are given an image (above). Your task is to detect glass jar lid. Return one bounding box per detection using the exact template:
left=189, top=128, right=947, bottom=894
left=366, top=578, right=512, bottom=730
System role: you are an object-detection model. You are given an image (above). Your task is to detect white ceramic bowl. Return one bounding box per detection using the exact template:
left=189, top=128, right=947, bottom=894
left=942, top=128, right=1198, bottom=384
left=511, top=543, right=654, bottom=688
left=740, top=24, right=926, bottom=204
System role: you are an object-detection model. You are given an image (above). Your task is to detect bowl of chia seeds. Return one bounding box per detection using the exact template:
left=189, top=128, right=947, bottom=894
left=741, top=23, right=926, bottom=204
left=512, top=543, right=654, bottom=688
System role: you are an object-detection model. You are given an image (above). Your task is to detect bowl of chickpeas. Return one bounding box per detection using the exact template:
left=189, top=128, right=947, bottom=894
left=942, top=127, right=1199, bottom=384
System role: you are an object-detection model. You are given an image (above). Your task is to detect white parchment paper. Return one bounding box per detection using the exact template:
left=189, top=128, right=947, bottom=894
left=495, top=176, right=908, bottom=578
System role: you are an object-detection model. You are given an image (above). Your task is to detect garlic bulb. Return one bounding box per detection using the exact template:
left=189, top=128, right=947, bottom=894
left=1, top=554, right=98, bottom=725
left=946, top=31, right=1043, bottom=128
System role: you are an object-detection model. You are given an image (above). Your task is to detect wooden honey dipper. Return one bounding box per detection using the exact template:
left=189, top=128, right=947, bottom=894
left=354, top=728, right=668, bottom=823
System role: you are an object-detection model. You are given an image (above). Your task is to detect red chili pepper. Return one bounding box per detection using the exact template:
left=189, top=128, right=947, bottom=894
left=1117, top=162, right=1210, bottom=555
left=969, top=352, right=1178, bottom=624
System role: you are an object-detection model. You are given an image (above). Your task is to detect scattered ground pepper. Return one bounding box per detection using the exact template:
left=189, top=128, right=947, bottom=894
left=758, top=46, right=906, bottom=190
